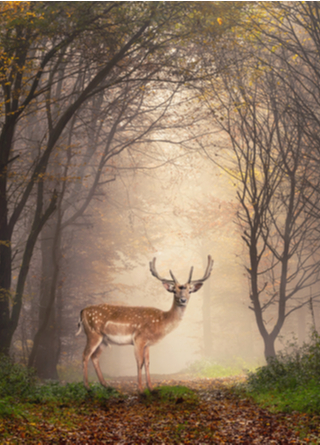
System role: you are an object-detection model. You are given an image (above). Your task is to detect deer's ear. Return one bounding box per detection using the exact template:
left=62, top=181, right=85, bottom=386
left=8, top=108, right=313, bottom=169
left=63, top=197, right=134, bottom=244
left=189, top=282, right=203, bottom=293
left=163, top=282, right=175, bottom=293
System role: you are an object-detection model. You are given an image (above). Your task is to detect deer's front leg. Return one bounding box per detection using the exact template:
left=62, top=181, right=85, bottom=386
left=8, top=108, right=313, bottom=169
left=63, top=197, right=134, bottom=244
left=134, top=337, right=146, bottom=392
left=144, top=346, right=153, bottom=391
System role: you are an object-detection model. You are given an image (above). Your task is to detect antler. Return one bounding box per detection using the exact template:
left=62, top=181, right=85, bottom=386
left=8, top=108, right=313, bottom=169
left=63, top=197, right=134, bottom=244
left=150, top=256, right=213, bottom=286
left=187, top=266, right=194, bottom=283
left=149, top=258, right=177, bottom=284
left=189, top=255, right=214, bottom=284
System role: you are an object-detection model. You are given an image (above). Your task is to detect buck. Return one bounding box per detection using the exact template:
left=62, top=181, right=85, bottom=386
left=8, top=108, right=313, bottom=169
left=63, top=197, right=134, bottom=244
left=76, top=255, right=213, bottom=391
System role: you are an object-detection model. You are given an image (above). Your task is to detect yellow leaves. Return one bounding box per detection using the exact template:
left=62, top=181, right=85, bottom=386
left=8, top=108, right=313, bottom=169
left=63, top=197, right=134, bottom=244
left=217, top=18, right=223, bottom=25
left=0, top=240, right=11, bottom=247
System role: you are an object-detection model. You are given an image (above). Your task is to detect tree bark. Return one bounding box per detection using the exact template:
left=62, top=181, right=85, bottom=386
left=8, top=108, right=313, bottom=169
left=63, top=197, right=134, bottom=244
left=0, top=121, right=16, bottom=355
left=28, top=213, right=61, bottom=373
left=202, top=281, right=213, bottom=357
left=33, top=222, right=61, bottom=379
left=263, top=335, right=276, bottom=361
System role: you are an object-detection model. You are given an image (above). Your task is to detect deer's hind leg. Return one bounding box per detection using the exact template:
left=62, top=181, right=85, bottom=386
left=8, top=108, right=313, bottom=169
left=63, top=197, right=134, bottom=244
left=91, top=343, right=108, bottom=387
left=82, top=333, right=104, bottom=389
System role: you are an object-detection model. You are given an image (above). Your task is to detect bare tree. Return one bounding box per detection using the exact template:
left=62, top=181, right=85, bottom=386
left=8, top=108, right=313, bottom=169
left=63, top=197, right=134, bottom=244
left=0, top=1, right=215, bottom=355
left=28, top=72, right=195, bottom=378
left=245, top=2, right=320, bottom=218
left=203, top=43, right=320, bottom=359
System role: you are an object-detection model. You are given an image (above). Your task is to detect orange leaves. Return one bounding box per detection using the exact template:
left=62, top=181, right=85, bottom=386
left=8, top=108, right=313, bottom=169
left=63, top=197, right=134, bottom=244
left=0, top=378, right=314, bottom=443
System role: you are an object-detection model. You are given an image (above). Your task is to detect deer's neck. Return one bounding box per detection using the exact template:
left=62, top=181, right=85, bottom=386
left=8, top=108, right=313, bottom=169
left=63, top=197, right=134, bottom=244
left=164, top=301, right=186, bottom=327
left=144, top=301, right=187, bottom=346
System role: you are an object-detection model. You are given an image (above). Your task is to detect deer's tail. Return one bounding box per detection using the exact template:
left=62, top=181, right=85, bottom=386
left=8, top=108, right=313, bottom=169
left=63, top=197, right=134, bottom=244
left=75, top=310, right=83, bottom=336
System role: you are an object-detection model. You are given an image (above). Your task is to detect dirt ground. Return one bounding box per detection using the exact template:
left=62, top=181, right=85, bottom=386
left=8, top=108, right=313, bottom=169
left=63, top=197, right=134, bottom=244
left=1, top=375, right=319, bottom=444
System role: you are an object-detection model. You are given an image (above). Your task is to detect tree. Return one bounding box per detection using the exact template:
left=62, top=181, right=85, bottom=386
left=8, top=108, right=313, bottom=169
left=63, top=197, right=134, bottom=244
left=1, top=1, right=214, bottom=355
left=248, top=2, right=320, bottom=231
left=203, top=37, right=320, bottom=359
left=28, top=68, right=195, bottom=378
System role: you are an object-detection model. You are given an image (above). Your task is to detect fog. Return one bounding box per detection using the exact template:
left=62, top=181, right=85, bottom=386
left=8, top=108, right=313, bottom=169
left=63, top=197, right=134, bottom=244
left=10, top=118, right=318, bottom=382
left=3, top=2, right=320, bottom=388
left=71, top=144, right=262, bottom=379
left=68, top=131, right=320, bottom=381
left=10, top=118, right=319, bottom=382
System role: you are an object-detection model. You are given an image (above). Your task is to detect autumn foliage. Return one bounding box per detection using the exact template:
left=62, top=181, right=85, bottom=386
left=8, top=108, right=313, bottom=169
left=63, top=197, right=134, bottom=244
left=0, top=374, right=317, bottom=444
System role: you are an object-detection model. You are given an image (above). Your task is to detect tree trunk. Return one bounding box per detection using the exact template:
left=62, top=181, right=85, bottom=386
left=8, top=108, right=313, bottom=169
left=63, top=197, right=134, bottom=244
left=0, top=122, right=15, bottom=355
left=32, top=221, right=61, bottom=379
left=298, top=306, right=306, bottom=346
left=263, top=333, right=276, bottom=361
left=0, top=230, right=12, bottom=355
left=33, top=323, right=60, bottom=380
left=202, top=278, right=213, bottom=357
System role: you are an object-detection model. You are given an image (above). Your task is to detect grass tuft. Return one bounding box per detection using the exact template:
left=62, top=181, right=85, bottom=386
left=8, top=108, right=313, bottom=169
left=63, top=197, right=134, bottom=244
left=185, top=357, right=258, bottom=378
left=24, top=381, right=119, bottom=404
left=141, top=385, right=198, bottom=405
left=157, top=385, right=198, bottom=401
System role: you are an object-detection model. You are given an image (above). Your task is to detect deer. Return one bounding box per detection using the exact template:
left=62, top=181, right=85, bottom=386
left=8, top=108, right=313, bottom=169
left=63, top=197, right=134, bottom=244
left=76, top=255, right=213, bottom=392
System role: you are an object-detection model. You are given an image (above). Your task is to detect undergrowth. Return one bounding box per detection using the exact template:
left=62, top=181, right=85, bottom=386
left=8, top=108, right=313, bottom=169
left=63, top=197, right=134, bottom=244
left=0, top=355, right=119, bottom=418
left=0, top=355, right=37, bottom=399
left=244, top=331, right=320, bottom=414
left=186, top=357, right=258, bottom=378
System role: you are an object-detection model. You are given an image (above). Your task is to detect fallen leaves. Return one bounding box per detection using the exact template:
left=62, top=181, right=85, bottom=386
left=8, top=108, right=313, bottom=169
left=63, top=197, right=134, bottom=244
left=0, top=376, right=318, bottom=444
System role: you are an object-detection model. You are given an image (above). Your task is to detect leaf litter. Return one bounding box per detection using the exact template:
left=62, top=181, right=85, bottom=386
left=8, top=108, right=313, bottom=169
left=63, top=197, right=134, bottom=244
left=1, top=376, right=319, bottom=444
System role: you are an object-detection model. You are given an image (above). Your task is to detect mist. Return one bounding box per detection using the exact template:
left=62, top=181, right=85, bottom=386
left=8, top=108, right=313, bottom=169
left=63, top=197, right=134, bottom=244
left=2, top=2, right=320, bottom=386
left=13, top=128, right=319, bottom=381
left=70, top=147, right=262, bottom=379
left=69, top=141, right=319, bottom=381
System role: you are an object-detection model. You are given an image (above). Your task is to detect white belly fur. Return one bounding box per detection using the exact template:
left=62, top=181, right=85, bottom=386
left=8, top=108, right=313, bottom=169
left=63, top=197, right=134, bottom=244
left=105, top=333, right=133, bottom=345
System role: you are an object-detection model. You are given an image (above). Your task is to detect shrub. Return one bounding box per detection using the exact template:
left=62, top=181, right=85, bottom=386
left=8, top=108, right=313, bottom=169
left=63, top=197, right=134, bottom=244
left=244, top=332, right=320, bottom=413
left=0, top=355, right=36, bottom=398
left=246, top=331, right=320, bottom=394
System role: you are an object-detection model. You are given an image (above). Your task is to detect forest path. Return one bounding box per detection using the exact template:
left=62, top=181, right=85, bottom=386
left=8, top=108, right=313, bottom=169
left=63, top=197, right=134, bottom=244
left=2, top=376, right=317, bottom=444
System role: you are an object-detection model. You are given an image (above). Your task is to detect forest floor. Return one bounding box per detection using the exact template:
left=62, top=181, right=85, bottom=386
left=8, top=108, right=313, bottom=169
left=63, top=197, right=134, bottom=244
left=1, top=375, right=319, bottom=444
